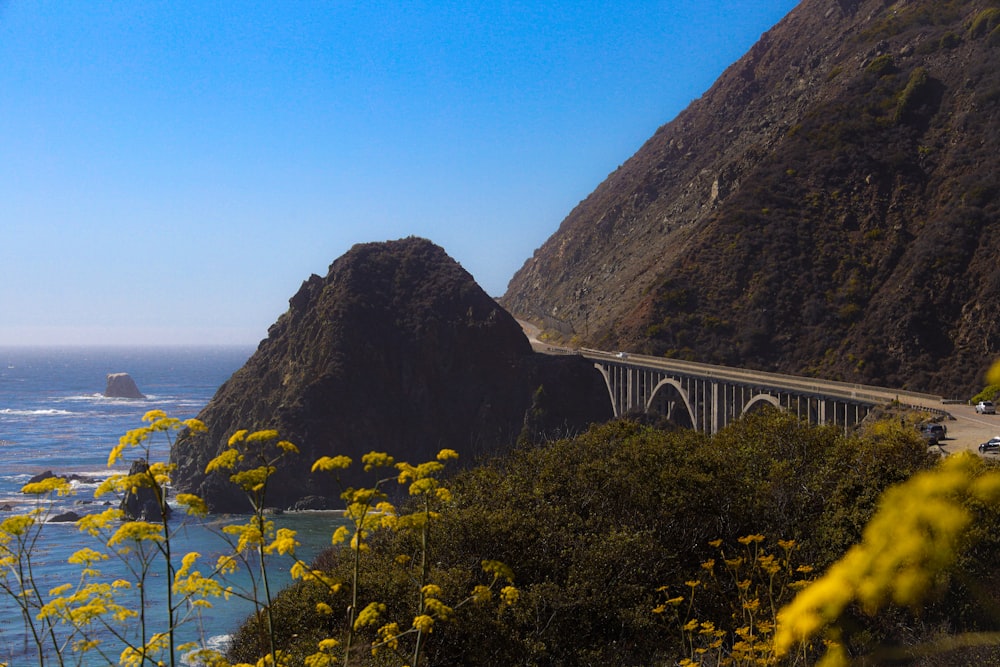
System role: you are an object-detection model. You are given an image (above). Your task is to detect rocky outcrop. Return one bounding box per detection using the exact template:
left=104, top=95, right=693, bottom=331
left=503, top=0, right=1000, bottom=397
left=24, top=470, right=98, bottom=486
left=172, top=238, right=611, bottom=513
left=120, top=459, right=171, bottom=521
left=104, top=373, right=145, bottom=399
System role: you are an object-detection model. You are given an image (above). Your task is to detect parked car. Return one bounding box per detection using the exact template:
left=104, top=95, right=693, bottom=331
left=918, top=424, right=941, bottom=445
left=976, top=400, right=996, bottom=414
left=918, top=423, right=946, bottom=444
left=979, top=437, right=1000, bottom=452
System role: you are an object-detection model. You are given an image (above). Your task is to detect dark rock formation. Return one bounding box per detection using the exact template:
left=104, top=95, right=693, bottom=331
left=173, top=238, right=611, bottom=513
left=25, top=470, right=98, bottom=487
left=26, top=470, right=57, bottom=486
left=503, top=0, right=1000, bottom=397
left=50, top=511, right=81, bottom=523
left=105, top=373, right=145, bottom=399
left=290, top=496, right=332, bottom=511
left=120, top=459, right=170, bottom=521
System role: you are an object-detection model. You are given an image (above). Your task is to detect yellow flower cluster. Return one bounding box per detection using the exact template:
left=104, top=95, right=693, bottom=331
left=108, top=410, right=204, bottom=466
left=0, top=409, right=522, bottom=667
left=353, top=601, right=386, bottom=631
left=774, top=452, right=1000, bottom=665
left=21, top=476, right=72, bottom=496
left=658, top=535, right=814, bottom=666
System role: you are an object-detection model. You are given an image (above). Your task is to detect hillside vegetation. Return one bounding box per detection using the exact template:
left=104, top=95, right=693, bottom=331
left=228, top=411, right=1000, bottom=665
left=504, top=0, right=1000, bottom=397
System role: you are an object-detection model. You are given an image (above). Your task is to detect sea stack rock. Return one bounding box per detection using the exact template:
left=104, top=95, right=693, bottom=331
left=172, top=237, right=611, bottom=513
left=104, top=373, right=145, bottom=399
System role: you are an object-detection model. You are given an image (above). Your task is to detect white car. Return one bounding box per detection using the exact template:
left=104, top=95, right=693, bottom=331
left=976, top=400, right=996, bottom=414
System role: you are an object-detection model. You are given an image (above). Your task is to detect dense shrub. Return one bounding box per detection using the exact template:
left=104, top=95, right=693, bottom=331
left=227, top=410, right=992, bottom=666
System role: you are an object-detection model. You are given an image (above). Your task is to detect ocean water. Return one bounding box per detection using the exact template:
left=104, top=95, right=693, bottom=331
left=0, top=346, right=343, bottom=666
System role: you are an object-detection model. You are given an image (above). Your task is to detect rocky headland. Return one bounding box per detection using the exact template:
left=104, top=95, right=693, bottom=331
left=172, top=237, right=611, bottom=513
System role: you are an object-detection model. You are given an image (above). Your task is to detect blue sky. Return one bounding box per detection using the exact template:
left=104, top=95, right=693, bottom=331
left=1, top=1, right=799, bottom=347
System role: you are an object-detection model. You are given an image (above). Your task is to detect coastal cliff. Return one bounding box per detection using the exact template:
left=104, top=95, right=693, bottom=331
left=172, top=237, right=610, bottom=512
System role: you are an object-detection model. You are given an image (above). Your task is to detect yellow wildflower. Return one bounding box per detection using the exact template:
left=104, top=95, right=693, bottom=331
left=361, top=451, right=395, bottom=471
left=107, top=520, right=163, bottom=548
left=68, top=547, right=107, bottom=566
left=245, top=429, right=279, bottom=444
left=471, top=585, right=492, bottom=604
left=412, top=614, right=435, bottom=634
left=265, top=528, right=299, bottom=556
left=205, top=448, right=241, bottom=473
left=276, top=440, right=299, bottom=454
left=482, top=559, right=515, bottom=582
left=377, top=621, right=400, bottom=650
left=176, top=493, right=209, bottom=516
left=354, top=602, right=386, bottom=631
left=312, top=455, right=352, bottom=472
left=774, top=452, right=999, bottom=661
left=22, top=476, right=72, bottom=496
left=183, top=418, right=207, bottom=433
left=142, top=409, right=168, bottom=422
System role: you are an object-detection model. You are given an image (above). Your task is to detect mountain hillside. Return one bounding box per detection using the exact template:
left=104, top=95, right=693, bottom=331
left=503, top=0, right=1000, bottom=397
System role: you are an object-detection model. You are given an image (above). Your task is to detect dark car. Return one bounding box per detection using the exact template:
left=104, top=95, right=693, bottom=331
left=918, top=423, right=946, bottom=444
left=980, top=437, right=1000, bottom=453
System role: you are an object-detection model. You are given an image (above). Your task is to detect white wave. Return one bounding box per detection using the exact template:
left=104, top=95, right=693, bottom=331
left=61, top=393, right=148, bottom=404
left=0, top=408, right=75, bottom=416
left=182, top=634, right=232, bottom=666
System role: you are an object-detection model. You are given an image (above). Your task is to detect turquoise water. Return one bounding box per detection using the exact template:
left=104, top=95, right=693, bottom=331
left=0, top=347, right=344, bottom=665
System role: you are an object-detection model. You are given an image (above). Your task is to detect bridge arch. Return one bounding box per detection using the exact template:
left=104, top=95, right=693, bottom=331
left=646, top=378, right=696, bottom=430
left=742, top=393, right=781, bottom=415
left=592, top=363, right=622, bottom=417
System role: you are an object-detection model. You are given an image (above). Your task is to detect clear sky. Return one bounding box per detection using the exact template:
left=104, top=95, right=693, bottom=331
left=1, top=1, right=800, bottom=347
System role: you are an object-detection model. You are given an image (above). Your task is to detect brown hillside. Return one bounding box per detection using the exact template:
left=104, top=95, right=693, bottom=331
left=502, top=0, right=1000, bottom=397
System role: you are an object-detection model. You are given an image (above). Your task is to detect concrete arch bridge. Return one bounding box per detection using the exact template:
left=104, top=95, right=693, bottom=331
left=580, top=349, right=946, bottom=434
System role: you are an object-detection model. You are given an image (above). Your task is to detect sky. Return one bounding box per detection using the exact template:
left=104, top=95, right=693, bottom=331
left=1, top=1, right=800, bottom=347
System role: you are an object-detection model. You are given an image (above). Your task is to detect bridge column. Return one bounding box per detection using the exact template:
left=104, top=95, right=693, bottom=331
left=711, top=381, right=720, bottom=434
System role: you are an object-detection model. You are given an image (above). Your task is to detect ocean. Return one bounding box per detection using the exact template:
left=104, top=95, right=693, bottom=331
left=0, top=346, right=343, bottom=666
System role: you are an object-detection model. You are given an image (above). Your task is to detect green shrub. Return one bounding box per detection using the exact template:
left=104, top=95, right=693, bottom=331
left=866, top=54, right=896, bottom=76
left=969, top=8, right=1000, bottom=38
left=895, top=66, right=931, bottom=123
left=971, top=384, right=1000, bottom=404
left=228, top=411, right=951, bottom=665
